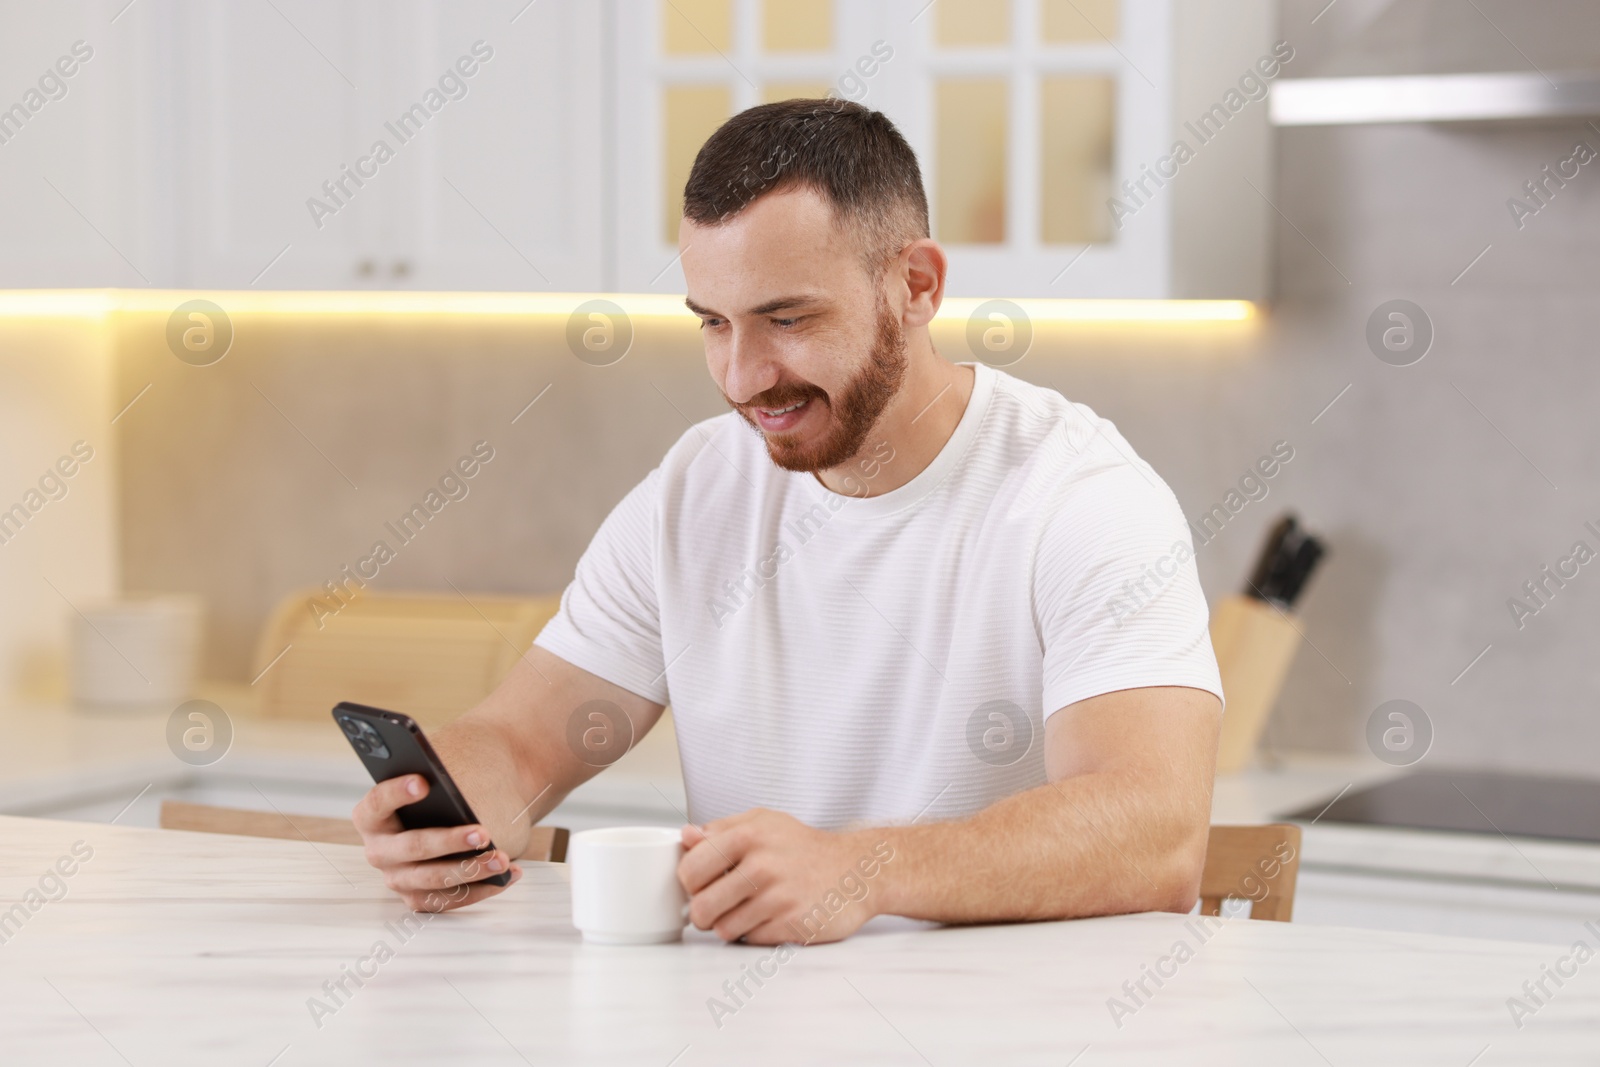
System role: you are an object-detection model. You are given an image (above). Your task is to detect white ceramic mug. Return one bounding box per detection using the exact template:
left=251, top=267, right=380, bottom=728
left=569, top=826, right=689, bottom=944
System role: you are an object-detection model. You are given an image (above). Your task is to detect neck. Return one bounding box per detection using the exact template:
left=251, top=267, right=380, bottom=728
left=814, top=343, right=975, bottom=498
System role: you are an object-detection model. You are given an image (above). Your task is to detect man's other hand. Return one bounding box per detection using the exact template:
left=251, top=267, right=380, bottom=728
left=678, top=808, right=892, bottom=946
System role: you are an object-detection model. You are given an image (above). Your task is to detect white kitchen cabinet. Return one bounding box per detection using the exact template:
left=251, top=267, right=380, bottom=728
left=160, top=0, right=384, bottom=289
left=164, top=0, right=604, bottom=290
left=0, top=0, right=603, bottom=290
left=0, top=2, right=158, bottom=288
left=347, top=0, right=606, bottom=292
left=3, top=0, right=1270, bottom=295
left=613, top=0, right=1277, bottom=299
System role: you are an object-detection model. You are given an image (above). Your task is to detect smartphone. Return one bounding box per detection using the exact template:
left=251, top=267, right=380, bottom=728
left=332, top=701, right=512, bottom=888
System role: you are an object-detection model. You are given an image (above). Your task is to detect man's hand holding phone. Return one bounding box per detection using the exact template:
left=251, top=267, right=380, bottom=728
left=352, top=773, right=523, bottom=913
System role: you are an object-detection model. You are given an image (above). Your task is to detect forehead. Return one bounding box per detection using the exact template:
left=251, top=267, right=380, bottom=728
left=679, top=186, right=870, bottom=311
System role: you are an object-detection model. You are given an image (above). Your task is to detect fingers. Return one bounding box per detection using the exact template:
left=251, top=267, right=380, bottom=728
left=352, top=774, right=429, bottom=835
left=382, top=850, right=518, bottom=893
left=698, top=809, right=758, bottom=839
left=687, top=863, right=761, bottom=932
left=706, top=892, right=780, bottom=943
left=363, top=822, right=491, bottom=869
left=401, top=865, right=523, bottom=913
left=352, top=774, right=519, bottom=912
left=739, top=917, right=801, bottom=947
left=678, top=824, right=751, bottom=895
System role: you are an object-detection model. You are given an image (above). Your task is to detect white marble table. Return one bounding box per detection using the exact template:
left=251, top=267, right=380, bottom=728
left=1, top=814, right=1596, bottom=1065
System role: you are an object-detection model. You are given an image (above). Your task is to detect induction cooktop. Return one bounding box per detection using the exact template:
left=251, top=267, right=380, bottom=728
left=1281, top=769, right=1600, bottom=845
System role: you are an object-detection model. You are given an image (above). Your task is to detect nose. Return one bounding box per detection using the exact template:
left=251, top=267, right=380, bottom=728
left=719, top=329, right=781, bottom=406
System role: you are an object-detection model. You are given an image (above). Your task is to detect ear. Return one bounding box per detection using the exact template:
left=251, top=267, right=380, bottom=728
left=897, top=238, right=946, bottom=329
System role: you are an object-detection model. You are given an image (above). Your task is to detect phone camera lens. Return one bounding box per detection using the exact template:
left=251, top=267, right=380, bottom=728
left=339, top=717, right=361, bottom=737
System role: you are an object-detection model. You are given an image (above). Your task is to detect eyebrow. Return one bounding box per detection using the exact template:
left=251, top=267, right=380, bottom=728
left=683, top=294, right=826, bottom=318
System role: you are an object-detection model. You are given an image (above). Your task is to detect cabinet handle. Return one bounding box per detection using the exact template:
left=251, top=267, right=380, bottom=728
left=391, top=259, right=412, bottom=278
left=355, top=258, right=376, bottom=277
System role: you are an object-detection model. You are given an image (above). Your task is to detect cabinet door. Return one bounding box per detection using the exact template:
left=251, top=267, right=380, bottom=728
left=0, top=1, right=156, bottom=287
left=613, top=0, right=1174, bottom=298
left=374, top=0, right=605, bottom=291
left=613, top=0, right=892, bottom=292
left=167, top=0, right=389, bottom=288
left=165, top=0, right=601, bottom=291
left=881, top=0, right=1174, bottom=298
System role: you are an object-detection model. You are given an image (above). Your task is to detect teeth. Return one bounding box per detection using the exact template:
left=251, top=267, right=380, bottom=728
left=762, top=400, right=806, bottom=416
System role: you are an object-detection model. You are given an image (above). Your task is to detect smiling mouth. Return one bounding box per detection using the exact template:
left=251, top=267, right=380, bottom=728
left=748, top=395, right=817, bottom=434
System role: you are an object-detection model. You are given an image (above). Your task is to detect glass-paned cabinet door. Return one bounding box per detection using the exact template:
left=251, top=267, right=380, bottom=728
left=614, top=0, right=1174, bottom=297
left=614, top=0, right=888, bottom=291
left=905, top=0, right=1171, bottom=297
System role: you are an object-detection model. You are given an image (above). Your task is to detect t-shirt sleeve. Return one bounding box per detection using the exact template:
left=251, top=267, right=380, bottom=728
left=1035, top=458, right=1224, bottom=720
left=532, top=468, right=670, bottom=706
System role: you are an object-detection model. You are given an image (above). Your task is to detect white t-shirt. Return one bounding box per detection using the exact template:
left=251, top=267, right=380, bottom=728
left=534, top=361, right=1223, bottom=830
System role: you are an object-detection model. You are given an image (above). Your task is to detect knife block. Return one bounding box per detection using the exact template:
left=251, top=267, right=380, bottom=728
left=1210, top=595, right=1302, bottom=774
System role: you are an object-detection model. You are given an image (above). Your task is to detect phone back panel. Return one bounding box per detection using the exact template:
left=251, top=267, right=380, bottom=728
left=332, top=702, right=482, bottom=830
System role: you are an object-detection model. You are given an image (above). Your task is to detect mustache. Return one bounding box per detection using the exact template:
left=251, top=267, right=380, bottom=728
left=739, top=384, right=826, bottom=412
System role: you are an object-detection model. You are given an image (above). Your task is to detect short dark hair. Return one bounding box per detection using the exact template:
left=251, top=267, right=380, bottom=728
left=682, top=98, right=930, bottom=274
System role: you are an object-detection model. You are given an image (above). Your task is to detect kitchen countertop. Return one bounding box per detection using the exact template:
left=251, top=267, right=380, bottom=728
left=0, top=687, right=689, bottom=823
left=6, top=693, right=1600, bottom=893
left=1214, top=753, right=1600, bottom=893
left=1, top=812, right=1595, bottom=1065
left=0, top=689, right=357, bottom=814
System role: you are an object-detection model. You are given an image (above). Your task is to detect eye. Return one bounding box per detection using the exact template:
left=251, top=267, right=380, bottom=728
left=699, top=317, right=726, bottom=330
left=772, top=317, right=799, bottom=328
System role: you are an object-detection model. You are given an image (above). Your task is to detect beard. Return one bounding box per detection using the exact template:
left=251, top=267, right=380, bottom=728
left=726, top=294, right=908, bottom=474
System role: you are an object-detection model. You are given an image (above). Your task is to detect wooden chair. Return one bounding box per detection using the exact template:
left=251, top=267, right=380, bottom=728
left=251, top=589, right=562, bottom=728
left=159, top=800, right=569, bottom=862
left=1198, top=823, right=1302, bottom=922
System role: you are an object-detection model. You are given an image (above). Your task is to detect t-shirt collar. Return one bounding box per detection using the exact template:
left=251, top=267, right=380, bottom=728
left=795, top=361, right=995, bottom=521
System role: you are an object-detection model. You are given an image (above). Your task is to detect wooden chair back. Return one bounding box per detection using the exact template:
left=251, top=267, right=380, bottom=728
left=159, top=800, right=569, bottom=862
left=251, top=589, right=562, bottom=728
left=1198, top=823, right=1302, bottom=922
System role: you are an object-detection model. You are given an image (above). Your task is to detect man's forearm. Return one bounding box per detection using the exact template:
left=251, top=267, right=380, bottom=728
left=430, top=716, right=556, bottom=861
left=421, top=649, right=668, bottom=862
left=868, top=770, right=1211, bottom=925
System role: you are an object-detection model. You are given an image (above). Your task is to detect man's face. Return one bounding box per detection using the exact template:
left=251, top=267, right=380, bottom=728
left=681, top=186, right=907, bottom=474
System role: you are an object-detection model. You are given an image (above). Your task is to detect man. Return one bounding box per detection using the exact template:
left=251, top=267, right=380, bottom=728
left=355, top=99, right=1224, bottom=946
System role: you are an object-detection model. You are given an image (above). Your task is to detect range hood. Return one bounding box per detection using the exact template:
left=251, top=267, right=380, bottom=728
left=1271, top=0, right=1600, bottom=126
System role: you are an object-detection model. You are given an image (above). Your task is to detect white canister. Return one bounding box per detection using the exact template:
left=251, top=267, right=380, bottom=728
left=70, top=594, right=203, bottom=708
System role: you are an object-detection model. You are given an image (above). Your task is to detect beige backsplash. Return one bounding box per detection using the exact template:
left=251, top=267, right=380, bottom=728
left=110, top=308, right=1257, bottom=686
